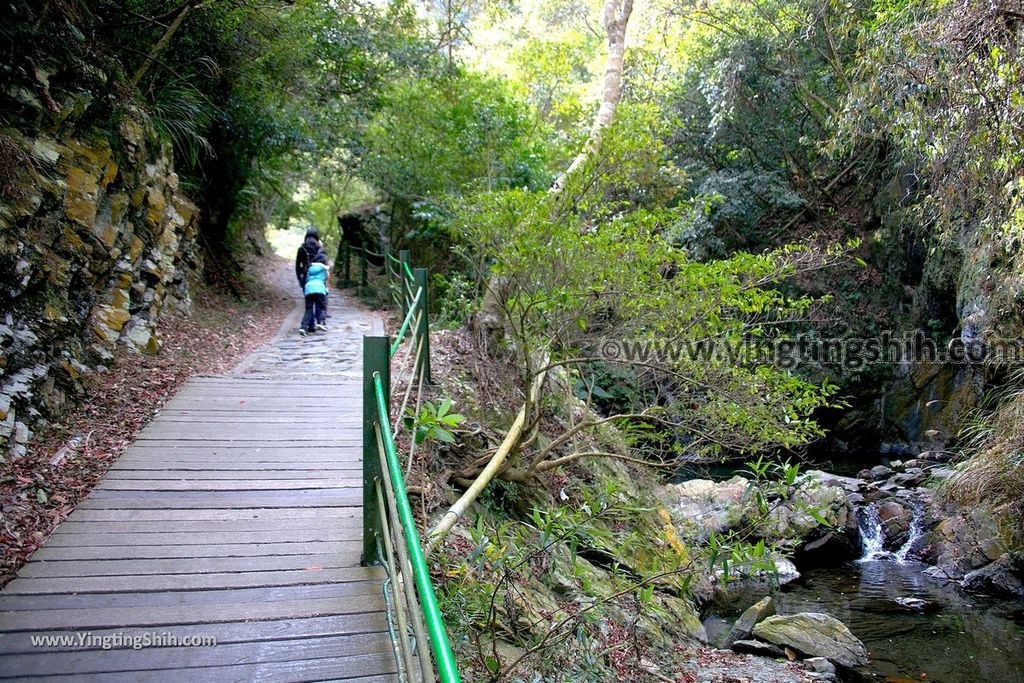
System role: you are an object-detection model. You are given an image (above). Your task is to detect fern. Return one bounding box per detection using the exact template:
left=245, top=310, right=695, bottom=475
left=148, top=77, right=216, bottom=167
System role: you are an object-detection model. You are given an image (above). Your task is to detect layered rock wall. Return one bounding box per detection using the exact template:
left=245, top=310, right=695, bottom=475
left=0, top=110, right=202, bottom=459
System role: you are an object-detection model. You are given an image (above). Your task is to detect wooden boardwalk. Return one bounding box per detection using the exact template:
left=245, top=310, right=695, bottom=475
left=0, top=370, right=397, bottom=679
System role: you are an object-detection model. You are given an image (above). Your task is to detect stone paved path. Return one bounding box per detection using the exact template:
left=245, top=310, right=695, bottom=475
left=0, top=263, right=395, bottom=682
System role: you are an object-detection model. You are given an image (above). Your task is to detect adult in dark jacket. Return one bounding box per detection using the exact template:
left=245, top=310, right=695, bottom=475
left=295, top=228, right=322, bottom=288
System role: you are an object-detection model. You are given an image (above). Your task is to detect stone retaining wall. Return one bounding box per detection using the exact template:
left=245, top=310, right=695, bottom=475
left=0, top=109, right=202, bottom=459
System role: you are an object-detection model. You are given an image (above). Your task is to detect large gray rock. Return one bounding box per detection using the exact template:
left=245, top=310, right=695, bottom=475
left=752, top=613, right=869, bottom=668
left=661, top=475, right=750, bottom=535
left=723, top=596, right=776, bottom=647
left=961, top=554, right=1024, bottom=598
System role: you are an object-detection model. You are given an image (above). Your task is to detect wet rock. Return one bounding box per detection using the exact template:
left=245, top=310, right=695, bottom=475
left=804, top=657, right=836, bottom=674
left=723, top=596, right=776, bottom=647
left=894, top=596, right=933, bottom=611
left=730, top=639, right=787, bottom=658
left=893, top=467, right=928, bottom=487
left=796, top=528, right=861, bottom=567
left=920, top=506, right=1008, bottom=578
left=769, top=472, right=861, bottom=566
left=869, top=465, right=893, bottom=480
left=815, top=472, right=862, bottom=494
left=877, top=501, right=912, bottom=549
left=918, top=450, right=952, bottom=463
left=961, top=554, right=1024, bottom=598
left=752, top=613, right=869, bottom=668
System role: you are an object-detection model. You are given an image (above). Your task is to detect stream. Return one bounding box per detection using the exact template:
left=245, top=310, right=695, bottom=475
left=708, top=502, right=1024, bottom=682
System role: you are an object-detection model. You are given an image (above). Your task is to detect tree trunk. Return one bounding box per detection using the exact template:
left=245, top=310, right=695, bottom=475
left=551, top=0, right=634, bottom=192
left=131, top=2, right=194, bottom=88
left=425, top=0, right=637, bottom=555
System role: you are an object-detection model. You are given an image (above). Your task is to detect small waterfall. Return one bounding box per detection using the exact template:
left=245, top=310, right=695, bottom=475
left=856, top=502, right=922, bottom=564
left=857, top=503, right=889, bottom=562
left=894, top=504, right=924, bottom=563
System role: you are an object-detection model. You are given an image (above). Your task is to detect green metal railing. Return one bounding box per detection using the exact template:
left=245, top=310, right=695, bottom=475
left=356, top=242, right=457, bottom=683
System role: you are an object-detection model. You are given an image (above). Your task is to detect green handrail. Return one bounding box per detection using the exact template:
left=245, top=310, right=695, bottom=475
left=403, top=261, right=415, bottom=281
left=390, top=286, right=423, bottom=357
left=388, top=251, right=401, bottom=264
left=372, top=372, right=461, bottom=683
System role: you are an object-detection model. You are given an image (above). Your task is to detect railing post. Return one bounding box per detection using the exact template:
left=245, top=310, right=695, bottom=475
left=362, top=335, right=391, bottom=565
left=384, top=245, right=392, bottom=285
left=414, top=267, right=431, bottom=384
left=399, top=249, right=411, bottom=319
left=359, top=250, right=368, bottom=289
left=343, top=243, right=351, bottom=288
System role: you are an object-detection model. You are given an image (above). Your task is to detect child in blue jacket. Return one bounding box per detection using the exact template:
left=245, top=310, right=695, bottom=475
left=300, top=252, right=330, bottom=335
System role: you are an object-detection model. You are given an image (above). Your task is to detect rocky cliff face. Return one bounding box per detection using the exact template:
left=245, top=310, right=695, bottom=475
left=0, top=109, right=202, bottom=460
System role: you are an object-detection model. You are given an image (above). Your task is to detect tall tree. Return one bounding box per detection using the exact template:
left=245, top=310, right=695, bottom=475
left=551, top=0, right=634, bottom=192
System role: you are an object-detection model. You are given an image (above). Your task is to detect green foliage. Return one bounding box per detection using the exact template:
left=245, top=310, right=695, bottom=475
left=144, top=77, right=215, bottom=167
left=454, top=113, right=847, bottom=458
left=360, top=70, right=550, bottom=211
left=432, top=271, right=478, bottom=329
left=436, top=481, right=684, bottom=680
left=403, top=398, right=466, bottom=444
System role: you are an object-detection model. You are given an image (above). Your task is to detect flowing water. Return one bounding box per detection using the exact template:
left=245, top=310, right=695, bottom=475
left=682, top=458, right=1024, bottom=680
left=857, top=501, right=925, bottom=564
left=763, top=505, right=1024, bottom=682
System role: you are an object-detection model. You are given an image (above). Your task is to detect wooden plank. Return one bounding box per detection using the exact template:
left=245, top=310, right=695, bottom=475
left=7, top=652, right=397, bottom=683
left=153, top=414, right=360, bottom=422
left=130, top=439, right=362, bottom=448
left=136, top=427, right=360, bottom=441
left=0, top=594, right=386, bottom=631
left=167, top=392, right=360, bottom=403
left=109, top=461, right=361, bottom=471
left=114, top=451, right=362, bottom=460
left=16, top=554, right=357, bottom=578
left=0, top=632, right=392, bottom=678
left=2, top=567, right=384, bottom=595
left=30, top=540, right=359, bottom=561
left=50, top=520, right=360, bottom=536
left=112, top=455, right=363, bottom=465
left=0, top=613, right=389, bottom=653
left=106, top=462, right=362, bottom=471
left=63, top=508, right=360, bottom=522
left=98, top=479, right=363, bottom=491
left=49, top=526, right=361, bottom=540
left=76, top=490, right=361, bottom=509
left=112, top=445, right=362, bottom=455
left=160, top=401, right=362, bottom=412
left=45, top=529, right=361, bottom=546
left=143, top=418, right=361, bottom=427
left=103, top=469, right=361, bottom=479
left=186, top=379, right=361, bottom=387
left=0, top=582, right=382, bottom=612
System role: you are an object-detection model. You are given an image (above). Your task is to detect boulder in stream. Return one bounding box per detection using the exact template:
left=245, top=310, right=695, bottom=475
left=961, top=553, right=1024, bottom=598
left=752, top=612, right=869, bottom=668
left=877, top=501, right=912, bottom=549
